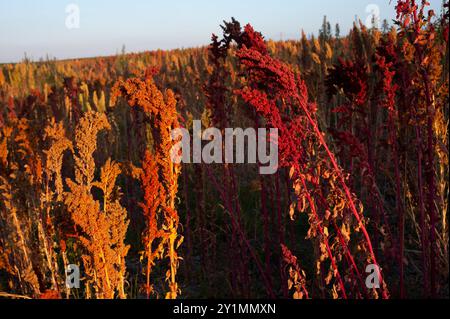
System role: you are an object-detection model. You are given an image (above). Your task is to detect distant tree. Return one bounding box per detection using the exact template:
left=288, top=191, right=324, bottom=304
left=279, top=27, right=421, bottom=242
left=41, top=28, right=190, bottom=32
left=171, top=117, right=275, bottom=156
left=382, top=19, right=389, bottom=33
left=335, top=23, right=341, bottom=39
left=319, top=16, right=332, bottom=42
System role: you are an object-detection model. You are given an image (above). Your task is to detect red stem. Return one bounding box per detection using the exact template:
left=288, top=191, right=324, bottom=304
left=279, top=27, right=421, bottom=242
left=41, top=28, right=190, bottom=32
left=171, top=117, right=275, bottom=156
left=298, top=173, right=348, bottom=299
left=297, top=96, right=388, bottom=299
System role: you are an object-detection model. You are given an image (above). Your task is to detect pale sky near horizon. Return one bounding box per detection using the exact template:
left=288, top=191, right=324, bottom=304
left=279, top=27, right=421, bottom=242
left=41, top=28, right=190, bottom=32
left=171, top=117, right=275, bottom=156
left=0, top=0, right=444, bottom=63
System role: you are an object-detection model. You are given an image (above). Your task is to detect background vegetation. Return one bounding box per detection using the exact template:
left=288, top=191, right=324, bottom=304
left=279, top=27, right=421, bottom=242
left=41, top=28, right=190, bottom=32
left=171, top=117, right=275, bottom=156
left=0, top=0, right=448, bottom=299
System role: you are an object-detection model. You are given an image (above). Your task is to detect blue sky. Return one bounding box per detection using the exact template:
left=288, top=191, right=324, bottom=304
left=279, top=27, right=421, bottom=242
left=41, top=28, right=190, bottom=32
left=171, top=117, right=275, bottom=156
left=0, top=0, right=444, bottom=63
